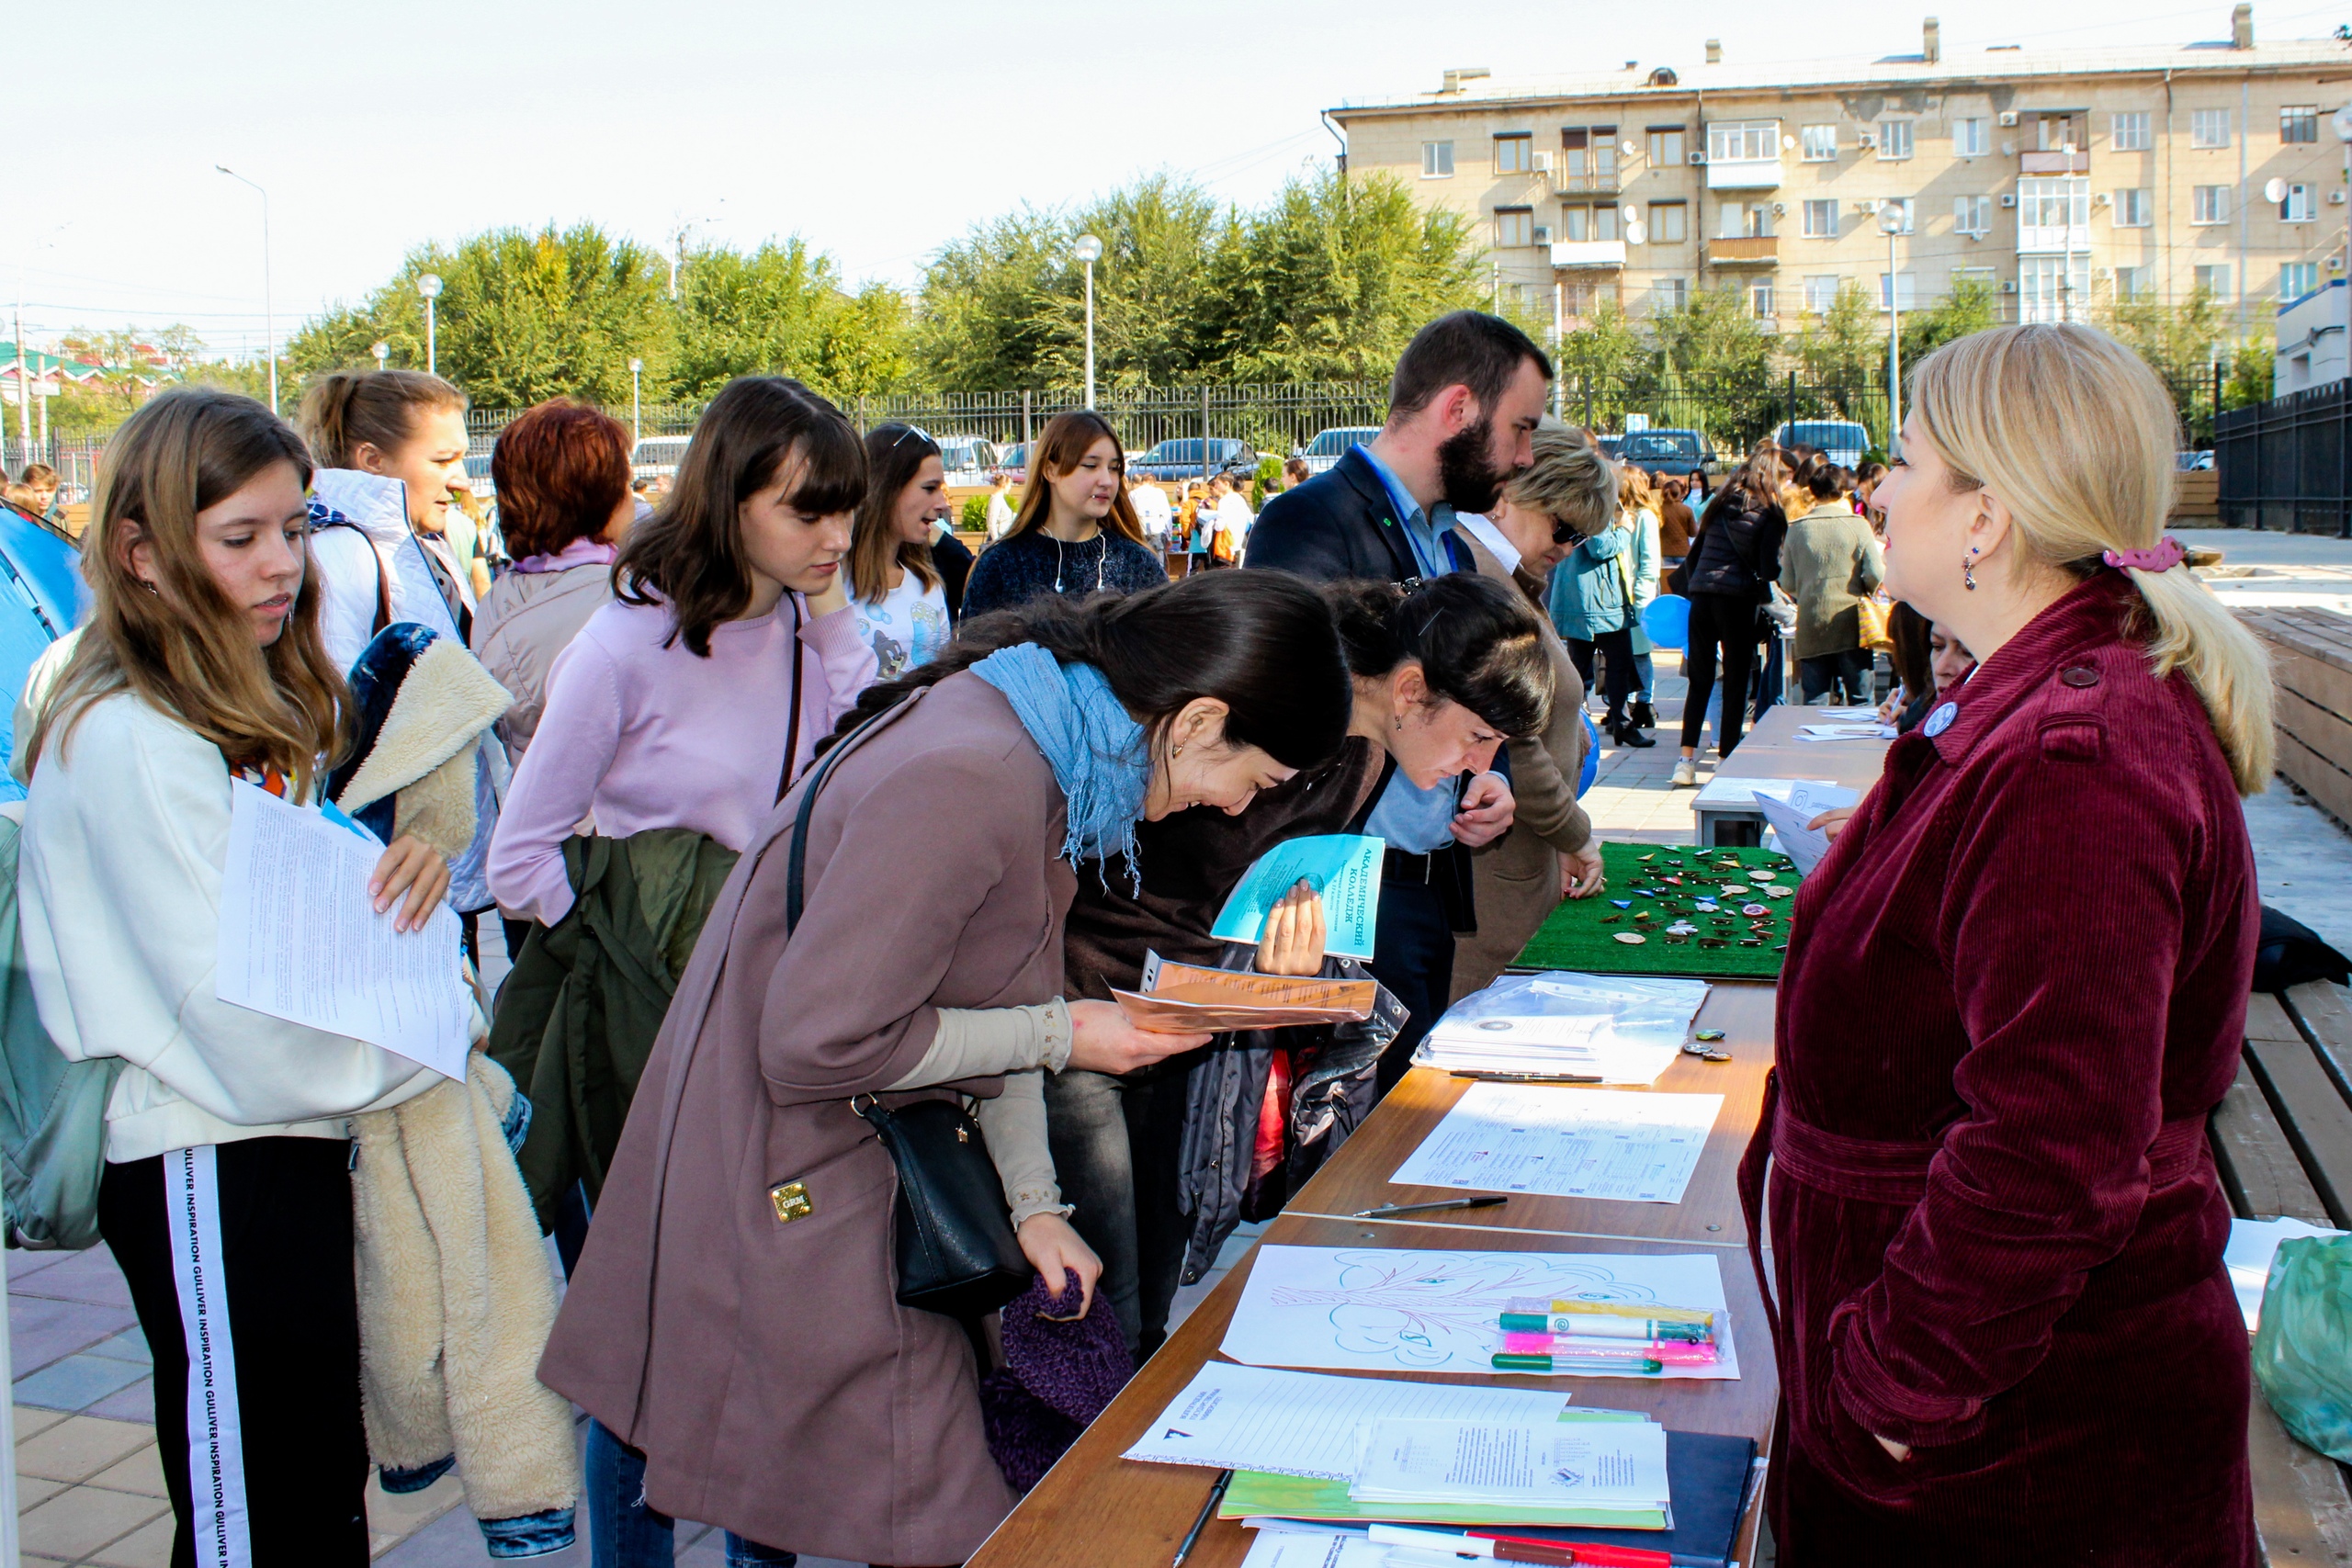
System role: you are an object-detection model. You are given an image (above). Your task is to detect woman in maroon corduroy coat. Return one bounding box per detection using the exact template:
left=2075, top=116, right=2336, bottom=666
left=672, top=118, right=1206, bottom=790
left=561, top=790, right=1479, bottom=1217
left=1746, top=323, right=2274, bottom=1564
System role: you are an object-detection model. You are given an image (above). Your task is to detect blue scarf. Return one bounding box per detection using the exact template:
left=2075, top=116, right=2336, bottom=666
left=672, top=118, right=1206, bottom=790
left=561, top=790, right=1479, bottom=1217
left=970, top=642, right=1148, bottom=883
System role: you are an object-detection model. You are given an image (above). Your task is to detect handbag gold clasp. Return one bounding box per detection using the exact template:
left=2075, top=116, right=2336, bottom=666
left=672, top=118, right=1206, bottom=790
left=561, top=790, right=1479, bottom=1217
left=768, top=1179, right=814, bottom=1224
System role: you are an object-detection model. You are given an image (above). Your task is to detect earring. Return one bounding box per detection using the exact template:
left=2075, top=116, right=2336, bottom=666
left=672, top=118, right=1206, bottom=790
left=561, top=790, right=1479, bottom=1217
left=1393, top=716, right=1404, bottom=731
left=1964, top=545, right=1979, bottom=592
left=1172, top=744, right=1182, bottom=759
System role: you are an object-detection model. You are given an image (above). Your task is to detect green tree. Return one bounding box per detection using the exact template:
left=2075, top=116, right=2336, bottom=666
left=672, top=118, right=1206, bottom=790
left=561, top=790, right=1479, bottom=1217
left=1553, top=298, right=1648, bottom=390
left=2099, top=285, right=2233, bottom=389
left=910, top=207, right=1071, bottom=390
left=670, top=239, right=915, bottom=404
left=1789, top=283, right=1883, bottom=387
left=1900, top=276, right=2000, bottom=365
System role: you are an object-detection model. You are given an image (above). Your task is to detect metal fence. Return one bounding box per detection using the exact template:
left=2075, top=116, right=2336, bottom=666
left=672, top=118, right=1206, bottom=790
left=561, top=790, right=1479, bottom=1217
left=2216, top=378, right=2352, bottom=536
left=0, top=434, right=108, bottom=502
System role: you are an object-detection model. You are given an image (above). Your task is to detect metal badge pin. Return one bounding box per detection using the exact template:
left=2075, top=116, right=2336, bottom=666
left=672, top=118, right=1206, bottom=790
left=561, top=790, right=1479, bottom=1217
left=1924, top=700, right=1959, bottom=737
left=1695, top=1029, right=1726, bottom=1042
left=1614, top=931, right=1647, bottom=944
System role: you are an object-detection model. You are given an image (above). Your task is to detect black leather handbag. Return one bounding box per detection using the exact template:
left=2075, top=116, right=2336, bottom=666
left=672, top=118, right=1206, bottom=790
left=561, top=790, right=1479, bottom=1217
left=785, top=701, right=1032, bottom=1321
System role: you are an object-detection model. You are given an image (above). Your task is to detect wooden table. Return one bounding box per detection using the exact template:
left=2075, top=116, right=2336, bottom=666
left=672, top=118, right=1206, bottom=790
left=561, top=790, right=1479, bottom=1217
left=967, top=984, right=1782, bottom=1568
left=1690, top=703, right=1893, bottom=846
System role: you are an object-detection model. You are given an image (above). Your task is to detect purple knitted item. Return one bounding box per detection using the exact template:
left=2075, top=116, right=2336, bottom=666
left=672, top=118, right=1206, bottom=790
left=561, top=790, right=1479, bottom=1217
left=979, top=1270, right=1136, bottom=1492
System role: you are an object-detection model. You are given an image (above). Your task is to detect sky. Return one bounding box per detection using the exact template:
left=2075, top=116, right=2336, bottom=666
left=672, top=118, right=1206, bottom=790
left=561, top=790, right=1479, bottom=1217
left=16, top=0, right=2349, bottom=361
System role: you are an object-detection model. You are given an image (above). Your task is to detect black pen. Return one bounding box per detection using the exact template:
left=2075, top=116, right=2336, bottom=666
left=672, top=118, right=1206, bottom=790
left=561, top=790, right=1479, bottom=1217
left=1449, top=1069, right=1603, bottom=1084
left=1171, top=1468, right=1232, bottom=1567
left=1353, top=1195, right=1510, bottom=1220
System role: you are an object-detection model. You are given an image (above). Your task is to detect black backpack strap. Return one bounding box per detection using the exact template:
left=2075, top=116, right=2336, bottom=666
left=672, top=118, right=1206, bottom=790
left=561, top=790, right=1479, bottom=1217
left=775, top=594, right=806, bottom=804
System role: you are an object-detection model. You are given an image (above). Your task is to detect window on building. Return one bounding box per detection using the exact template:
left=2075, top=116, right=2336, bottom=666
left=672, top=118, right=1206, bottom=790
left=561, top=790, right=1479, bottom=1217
left=1495, top=133, right=1534, bottom=174
left=1719, top=199, right=1774, bottom=239
left=1561, top=128, right=1620, bottom=185
left=2283, top=183, right=2314, bottom=222
left=1559, top=205, right=1622, bottom=243
left=2112, top=111, right=2151, bottom=151
left=1748, top=281, right=1776, bottom=319
left=1953, top=118, right=1989, bottom=157
left=1593, top=204, right=1620, bottom=241
left=2190, top=108, right=2230, bottom=149
left=1707, top=120, right=1779, bottom=163
left=1422, top=141, right=1454, bottom=178
left=1886, top=197, right=1916, bottom=234
left=1560, top=205, right=1588, bottom=243
left=2036, top=114, right=2080, bottom=152
left=1802, top=198, right=1838, bottom=238
left=2283, top=261, right=2321, bottom=299
left=2116, top=187, right=2153, bottom=227
left=1646, top=201, right=1687, bottom=243
left=1560, top=278, right=1619, bottom=317
left=2115, top=265, right=2153, bottom=300
left=1801, top=124, right=1838, bottom=161
left=1954, top=195, right=1993, bottom=234
left=1652, top=276, right=1689, bottom=311
left=2019, top=255, right=2091, bottom=322
left=2192, top=185, right=2230, bottom=225
left=1495, top=207, right=1535, bottom=247
left=2018, top=177, right=2089, bottom=242
left=2283, top=105, right=2320, bottom=144
left=2194, top=263, right=2232, bottom=297
left=1804, top=276, right=1841, bottom=314
left=1646, top=126, right=1685, bottom=166
left=1879, top=272, right=1918, bottom=312
left=1879, top=119, right=1915, bottom=160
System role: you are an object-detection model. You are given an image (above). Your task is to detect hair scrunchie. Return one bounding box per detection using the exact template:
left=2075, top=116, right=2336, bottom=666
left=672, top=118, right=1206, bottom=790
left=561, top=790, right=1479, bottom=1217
left=2102, top=536, right=2188, bottom=573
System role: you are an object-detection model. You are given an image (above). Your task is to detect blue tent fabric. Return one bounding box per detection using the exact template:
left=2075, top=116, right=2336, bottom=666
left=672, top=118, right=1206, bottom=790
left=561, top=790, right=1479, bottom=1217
left=0, top=515, right=83, bottom=805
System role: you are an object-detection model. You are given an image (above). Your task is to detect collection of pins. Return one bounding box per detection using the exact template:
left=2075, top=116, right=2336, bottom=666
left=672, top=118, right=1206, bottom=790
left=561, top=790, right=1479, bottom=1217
left=1593, top=848, right=1800, bottom=952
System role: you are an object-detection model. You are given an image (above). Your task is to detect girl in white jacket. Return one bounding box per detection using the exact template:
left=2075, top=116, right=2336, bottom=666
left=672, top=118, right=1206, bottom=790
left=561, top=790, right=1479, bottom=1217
left=20, top=388, right=456, bottom=1568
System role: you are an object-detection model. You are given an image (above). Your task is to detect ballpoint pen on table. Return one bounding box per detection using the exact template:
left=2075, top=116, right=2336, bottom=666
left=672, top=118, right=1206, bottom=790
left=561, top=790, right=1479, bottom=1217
left=1449, top=1069, right=1604, bottom=1084
left=1170, top=1468, right=1231, bottom=1567
left=1367, top=1523, right=1671, bottom=1567
left=1353, top=1195, right=1510, bottom=1220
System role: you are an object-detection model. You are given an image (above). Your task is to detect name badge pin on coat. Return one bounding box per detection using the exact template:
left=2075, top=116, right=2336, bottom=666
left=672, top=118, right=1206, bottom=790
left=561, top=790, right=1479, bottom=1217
left=1923, top=701, right=1959, bottom=738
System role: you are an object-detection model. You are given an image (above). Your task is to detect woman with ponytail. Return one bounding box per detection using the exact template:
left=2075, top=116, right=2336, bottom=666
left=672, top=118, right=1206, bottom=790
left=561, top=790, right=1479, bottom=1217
left=1747, top=322, right=2270, bottom=1564
left=1054, top=570, right=1555, bottom=1356
left=539, top=570, right=1352, bottom=1566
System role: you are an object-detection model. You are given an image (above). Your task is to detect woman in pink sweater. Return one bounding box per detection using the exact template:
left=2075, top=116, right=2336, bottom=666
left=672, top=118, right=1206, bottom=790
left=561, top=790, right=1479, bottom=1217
left=488, top=376, right=876, bottom=926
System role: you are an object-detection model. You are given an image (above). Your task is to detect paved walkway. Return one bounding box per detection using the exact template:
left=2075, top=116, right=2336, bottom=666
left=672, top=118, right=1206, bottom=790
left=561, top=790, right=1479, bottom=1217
left=15, top=532, right=2352, bottom=1563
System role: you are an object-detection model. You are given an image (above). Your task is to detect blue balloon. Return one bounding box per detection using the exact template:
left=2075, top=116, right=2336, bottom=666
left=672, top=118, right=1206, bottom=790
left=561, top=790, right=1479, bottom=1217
left=1643, top=593, right=1691, bottom=651
left=1577, top=711, right=1600, bottom=797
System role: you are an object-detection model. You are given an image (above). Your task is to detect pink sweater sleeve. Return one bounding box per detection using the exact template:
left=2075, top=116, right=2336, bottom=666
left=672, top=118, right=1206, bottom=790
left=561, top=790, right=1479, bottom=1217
left=798, top=599, right=878, bottom=763
left=487, top=632, right=623, bottom=926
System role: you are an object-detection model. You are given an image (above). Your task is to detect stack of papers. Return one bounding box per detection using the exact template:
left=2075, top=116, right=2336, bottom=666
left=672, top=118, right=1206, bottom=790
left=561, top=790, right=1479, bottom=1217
left=1388, top=1084, right=1724, bottom=1204
left=1350, top=1416, right=1670, bottom=1523
left=1412, top=971, right=1711, bottom=1085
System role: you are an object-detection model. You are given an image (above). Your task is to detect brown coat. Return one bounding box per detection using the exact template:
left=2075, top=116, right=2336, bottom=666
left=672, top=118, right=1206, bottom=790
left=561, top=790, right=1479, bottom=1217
left=1450, top=531, right=1593, bottom=1001
left=537, top=673, right=1072, bottom=1563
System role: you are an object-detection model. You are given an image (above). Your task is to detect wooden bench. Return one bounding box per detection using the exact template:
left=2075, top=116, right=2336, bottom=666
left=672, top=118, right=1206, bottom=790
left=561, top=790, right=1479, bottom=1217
left=2241, top=608, right=2352, bottom=829
left=2209, top=980, right=2352, bottom=1563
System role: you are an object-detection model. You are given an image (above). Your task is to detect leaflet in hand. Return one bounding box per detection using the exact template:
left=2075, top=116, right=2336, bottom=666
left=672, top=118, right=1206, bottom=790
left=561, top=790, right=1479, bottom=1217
left=1211, top=834, right=1384, bottom=961
left=1112, top=952, right=1377, bottom=1032
left=1754, top=779, right=1852, bottom=876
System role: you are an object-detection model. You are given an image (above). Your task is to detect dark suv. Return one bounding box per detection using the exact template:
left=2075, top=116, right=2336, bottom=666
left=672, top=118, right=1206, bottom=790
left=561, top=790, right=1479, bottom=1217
left=1131, top=437, right=1259, bottom=483
left=1613, top=428, right=1715, bottom=479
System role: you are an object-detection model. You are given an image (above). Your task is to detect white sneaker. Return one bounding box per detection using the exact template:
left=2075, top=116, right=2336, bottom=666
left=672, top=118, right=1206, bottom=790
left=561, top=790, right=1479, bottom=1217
left=1671, top=758, right=1697, bottom=788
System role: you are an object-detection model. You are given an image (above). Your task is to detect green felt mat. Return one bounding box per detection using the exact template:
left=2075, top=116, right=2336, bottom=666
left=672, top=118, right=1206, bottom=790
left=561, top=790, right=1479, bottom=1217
left=1510, top=841, right=1804, bottom=981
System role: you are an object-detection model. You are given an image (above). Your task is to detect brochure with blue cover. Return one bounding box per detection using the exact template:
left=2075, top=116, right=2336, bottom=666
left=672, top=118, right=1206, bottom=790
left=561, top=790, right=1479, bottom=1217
left=1210, top=834, right=1385, bottom=961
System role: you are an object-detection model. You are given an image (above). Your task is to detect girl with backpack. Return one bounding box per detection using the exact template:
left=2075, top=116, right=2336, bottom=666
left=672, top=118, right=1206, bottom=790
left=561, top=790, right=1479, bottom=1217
left=18, top=388, right=456, bottom=1567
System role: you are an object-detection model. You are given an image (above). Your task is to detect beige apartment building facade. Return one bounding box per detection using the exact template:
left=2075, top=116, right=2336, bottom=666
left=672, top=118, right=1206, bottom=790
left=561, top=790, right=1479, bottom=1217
left=1329, top=6, right=2352, bottom=344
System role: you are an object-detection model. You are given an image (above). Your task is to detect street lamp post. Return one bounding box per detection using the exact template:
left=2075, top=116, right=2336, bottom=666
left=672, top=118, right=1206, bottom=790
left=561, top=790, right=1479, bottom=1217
left=371, top=341, right=390, bottom=375
left=214, top=165, right=277, bottom=414
left=628, top=357, right=643, bottom=446
left=1073, top=234, right=1103, bottom=410
left=418, top=274, right=444, bottom=377
left=1879, top=201, right=1906, bottom=455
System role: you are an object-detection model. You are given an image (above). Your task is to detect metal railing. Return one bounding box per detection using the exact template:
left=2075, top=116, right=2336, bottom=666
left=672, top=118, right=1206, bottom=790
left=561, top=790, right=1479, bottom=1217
left=2216, top=378, right=2352, bottom=536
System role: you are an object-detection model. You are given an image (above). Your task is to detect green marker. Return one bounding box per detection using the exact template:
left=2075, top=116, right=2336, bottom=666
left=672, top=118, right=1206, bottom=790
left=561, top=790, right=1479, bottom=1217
left=1492, top=1351, right=1664, bottom=1375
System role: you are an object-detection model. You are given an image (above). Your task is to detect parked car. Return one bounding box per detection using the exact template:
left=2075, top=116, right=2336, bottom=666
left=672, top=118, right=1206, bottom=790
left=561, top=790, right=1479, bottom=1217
left=630, top=435, right=692, bottom=481
left=1131, top=437, right=1259, bottom=483
left=936, top=434, right=1002, bottom=486
left=1613, top=427, right=1713, bottom=479
left=1771, top=420, right=1871, bottom=469
left=996, top=442, right=1029, bottom=483
left=1296, top=425, right=1383, bottom=476
left=460, top=454, right=498, bottom=500
left=2177, top=449, right=2215, bottom=471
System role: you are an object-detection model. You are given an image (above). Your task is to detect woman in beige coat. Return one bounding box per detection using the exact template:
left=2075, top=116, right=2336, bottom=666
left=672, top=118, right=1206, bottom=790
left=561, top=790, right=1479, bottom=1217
left=538, top=570, right=1353, bottom=1565
left=1451, top=422, right=1623, bottom=997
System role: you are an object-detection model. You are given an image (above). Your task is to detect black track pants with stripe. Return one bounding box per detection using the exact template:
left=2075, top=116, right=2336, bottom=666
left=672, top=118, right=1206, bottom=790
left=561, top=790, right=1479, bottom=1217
left=99, top=1137, right=370, bottom=1568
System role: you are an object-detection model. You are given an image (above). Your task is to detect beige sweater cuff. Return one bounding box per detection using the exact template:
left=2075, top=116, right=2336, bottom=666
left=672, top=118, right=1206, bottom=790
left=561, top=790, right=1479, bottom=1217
left=976, top=1069, right=1068, bottom=1227
left=885, top=998, right=1074, bottom=1091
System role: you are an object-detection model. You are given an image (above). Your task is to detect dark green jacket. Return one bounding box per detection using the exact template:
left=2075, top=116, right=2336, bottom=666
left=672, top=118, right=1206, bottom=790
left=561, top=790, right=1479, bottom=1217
left=486, top=829, right=739, bottom=1229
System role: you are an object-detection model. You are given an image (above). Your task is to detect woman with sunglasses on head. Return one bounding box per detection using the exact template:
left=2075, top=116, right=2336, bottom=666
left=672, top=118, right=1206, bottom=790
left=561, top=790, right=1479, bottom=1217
left=541, top=570, right=1353, bottom=1566
left=847, top=423, right=953, bottom=678
left=485, top=377, right=876, bottom=1568
left=959, top=410, right=1166, bottom=616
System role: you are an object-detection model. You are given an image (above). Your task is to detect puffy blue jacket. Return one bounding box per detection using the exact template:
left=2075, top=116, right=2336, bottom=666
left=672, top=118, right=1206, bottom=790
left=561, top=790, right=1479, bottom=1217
left=1547, top=523, right=1633, bottom=640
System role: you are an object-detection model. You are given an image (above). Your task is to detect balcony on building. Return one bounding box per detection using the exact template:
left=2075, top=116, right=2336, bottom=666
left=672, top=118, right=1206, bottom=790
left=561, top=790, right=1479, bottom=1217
left=1551, top=239, right=1628, bottom=269
left=1703, top=120, right=1783, bottom=190
left=2019, top=149, right=2090, bottom=175
left=1702, top=235, right=1779, bottom=266
left=1705, top=157, right=1782, bottom=191
left=1554, top=167, right=1622, bottom=197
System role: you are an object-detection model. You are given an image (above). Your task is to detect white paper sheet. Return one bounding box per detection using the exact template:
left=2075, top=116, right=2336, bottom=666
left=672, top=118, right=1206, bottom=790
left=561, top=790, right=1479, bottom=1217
left=1413, top=972, right=1711, bottom=1086
left=1220, top=1246, right=1741, bottom=1382
left=1239, top=1529, right=1386, bottom=1568
left=1689, top=775, right=1858, bottom=812
left=215, top=779, right=470, bottom=1078
left=1388, top=1085, right=1724, bottom=1204
left=1120, top=1363, right=1570, bottom=1479
left=2226, top=1216, right=2346, bottom=1329
left=1352, top=1417, right=1669, bottom=1509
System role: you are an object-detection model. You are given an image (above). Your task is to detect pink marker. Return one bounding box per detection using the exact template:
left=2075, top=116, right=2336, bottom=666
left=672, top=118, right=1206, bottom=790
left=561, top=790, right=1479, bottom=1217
left=1500, top=1330, right=1718, bottom=1365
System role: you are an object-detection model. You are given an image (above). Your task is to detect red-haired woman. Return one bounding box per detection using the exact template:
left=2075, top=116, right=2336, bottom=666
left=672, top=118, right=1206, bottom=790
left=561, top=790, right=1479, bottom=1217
left=470, top=399, right=635, bottom=763
left=960, top=411, right=1166, bottom=615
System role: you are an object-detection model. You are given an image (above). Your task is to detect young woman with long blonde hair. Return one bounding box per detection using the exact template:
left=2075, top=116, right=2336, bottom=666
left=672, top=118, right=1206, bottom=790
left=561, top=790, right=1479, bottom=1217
left=20, top=389, right=454, bottom=1566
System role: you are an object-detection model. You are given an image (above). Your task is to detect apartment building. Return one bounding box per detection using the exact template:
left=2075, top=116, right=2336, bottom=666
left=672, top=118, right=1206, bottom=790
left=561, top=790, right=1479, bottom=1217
left=1327, top=6, right=2350, bottom=339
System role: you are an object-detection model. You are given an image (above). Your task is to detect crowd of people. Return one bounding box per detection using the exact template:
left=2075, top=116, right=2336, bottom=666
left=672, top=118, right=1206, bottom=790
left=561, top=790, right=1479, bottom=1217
left=3, top=303, right=2279, bottom=1567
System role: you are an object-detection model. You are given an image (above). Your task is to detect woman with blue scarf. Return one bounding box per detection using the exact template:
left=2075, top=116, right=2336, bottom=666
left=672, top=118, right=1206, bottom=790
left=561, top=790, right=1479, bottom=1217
left=538, top=570, right=1353, bottom=1567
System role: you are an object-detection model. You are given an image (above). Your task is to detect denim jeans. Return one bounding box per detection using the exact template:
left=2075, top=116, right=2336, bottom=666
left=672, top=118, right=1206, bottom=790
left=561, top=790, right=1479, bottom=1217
left=585, top=1419, right=796, bottom=1567
left=1044, top=1065, right=1192, bottom=1358
left=1799, top=648, right=1873, bottom=705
